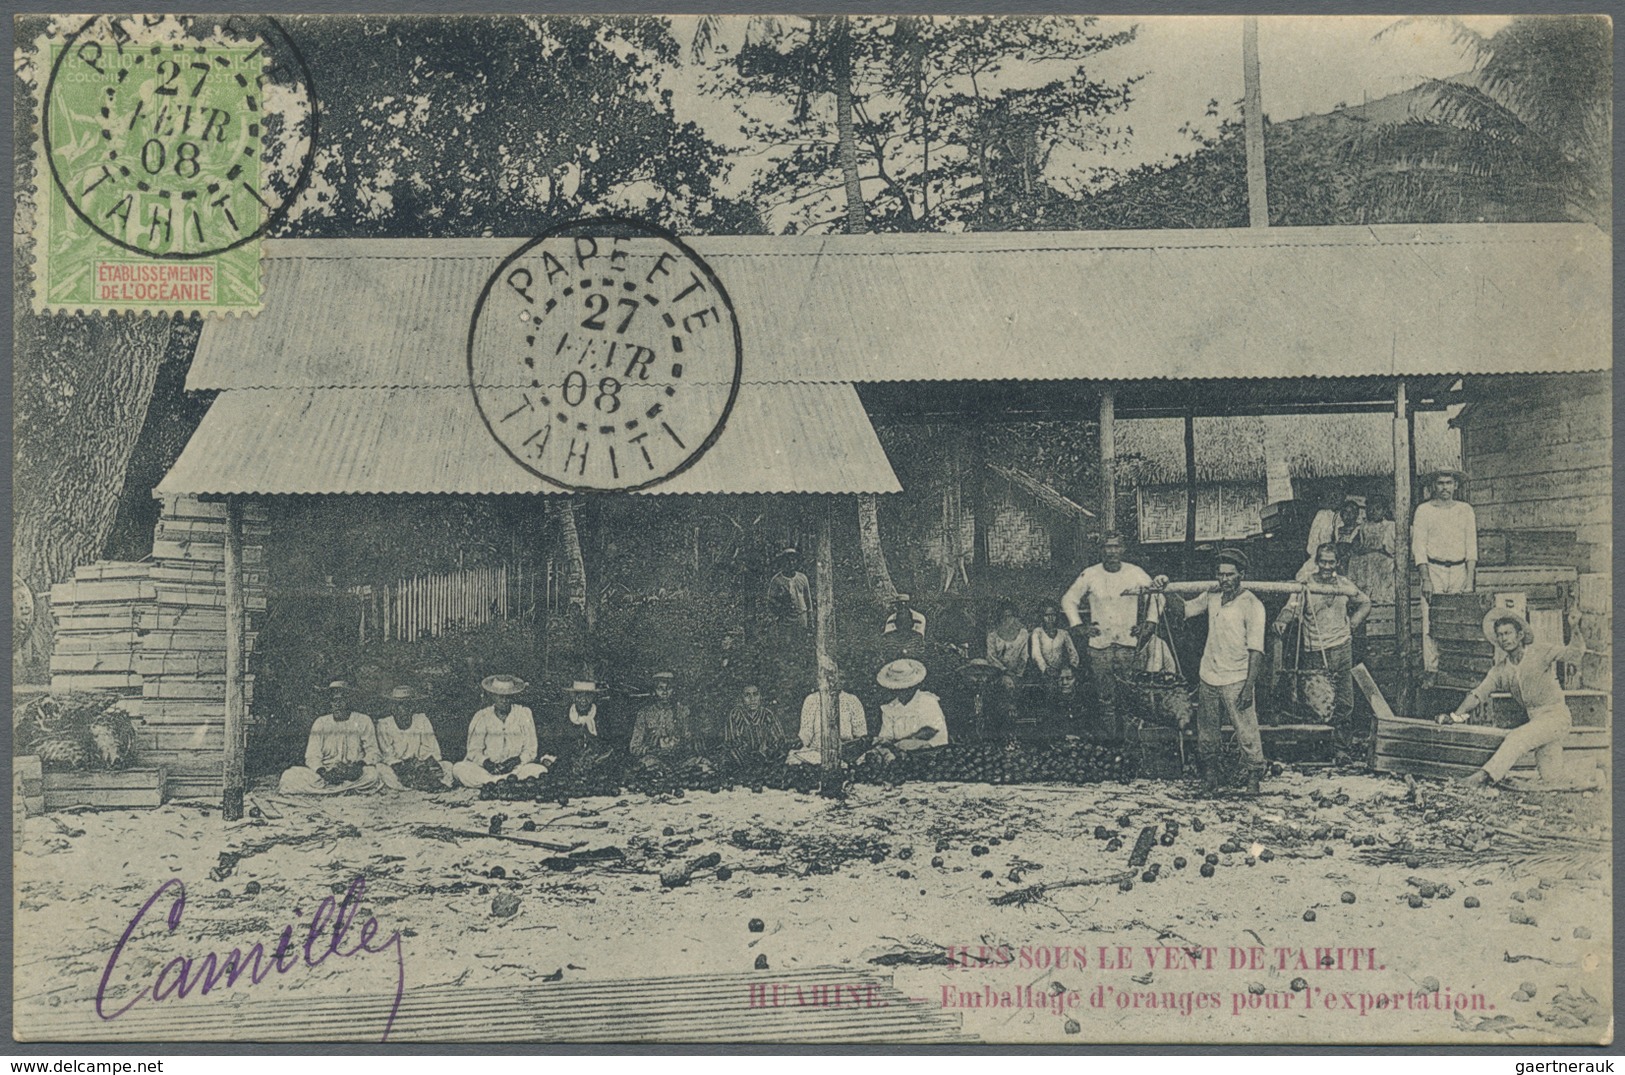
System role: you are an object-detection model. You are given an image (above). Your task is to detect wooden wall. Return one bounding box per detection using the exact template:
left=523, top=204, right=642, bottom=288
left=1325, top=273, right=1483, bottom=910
left=1458, top=373, right=1611, bottom=691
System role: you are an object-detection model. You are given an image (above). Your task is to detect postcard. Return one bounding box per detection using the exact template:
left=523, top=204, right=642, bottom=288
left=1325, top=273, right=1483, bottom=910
left=11, top=12, right=1611, bottom=1046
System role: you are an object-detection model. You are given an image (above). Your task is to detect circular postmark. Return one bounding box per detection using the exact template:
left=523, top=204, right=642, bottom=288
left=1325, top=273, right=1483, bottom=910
left=41, top=14, right=317, bottom=259
left=468, top=217, right=743, bottom=493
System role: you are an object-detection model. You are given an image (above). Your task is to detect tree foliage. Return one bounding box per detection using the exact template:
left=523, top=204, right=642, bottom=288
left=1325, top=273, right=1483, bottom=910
left=280, top=15, right=727, bottom=236
left=701, top=16, right=1140, bottom=233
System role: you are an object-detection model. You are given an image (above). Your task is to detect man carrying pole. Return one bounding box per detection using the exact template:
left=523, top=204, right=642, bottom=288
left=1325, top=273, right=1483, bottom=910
left=1276, top=542, right=1372, bottom=744
left=1150, top=548, right=1268, bottom=796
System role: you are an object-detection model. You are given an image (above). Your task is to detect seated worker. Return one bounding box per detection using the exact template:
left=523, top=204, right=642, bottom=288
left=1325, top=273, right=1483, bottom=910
left=279, top=679, right=384, bottom=795
left=1045, top=665, right=1088, bottom=731
left=985, top=601, right=1031, bottom=686
left=451, top=674, right=548, bottom=787
left=538, top=680, right=613, bottom=774
left=721, top=680, right=794, bottom=770
left=1029, top=600, right=1080, bottom=679
left=375, top=685, right=454, bottom=791
left=629, top=671, right=709, bottom=773
left=1437, top=608, right=1589, bottom=788
left=787, top=668, right=868, bottom=766
left=874, top=658, right=949, bottom=751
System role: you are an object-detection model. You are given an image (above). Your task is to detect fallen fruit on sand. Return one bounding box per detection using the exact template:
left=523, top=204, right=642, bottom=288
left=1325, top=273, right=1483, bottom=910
left=1200, top=863, right=1215, bottom=878
left=1303, top=910, right=1316, bottom=922
left=1173, top=857, right=1187, bottom=870
left=1105, top=838, right=1123, bottom=852
left=971, top=845, right=989, bottom=857
left=1191, top=818, right=1205, bottom=832
left=748, top=918, right=765, bottom=932
left=1119, top=879, right=1134, bottom=892
left=1407, top=895, right=1425, bottom=909
left=897, top=870, right=911, bottom=879
left=755, top=955, right=769, bottom=969
left=1205, top=853, right=1220, bottom=866
left=1248, top=982, right=1266, bottom=995
left=1418, top=883, right=1437, bottom=899
left=1290, top=978, right=1307, bottom=992
left=716, top=867, right=734, bottom=881
left=931, top=856, right=945, bottom=868
left=981, top=870, right=994, bottom=879
left=662, top=826, right=675, bottom=837
left=489, top=866, right=506, bottom=879
left=1463, top=896, right=1480, bottom=908
left=1259, top=849, right=1274, bottom=863
left=1519, top=981, right=1537, bottom=997
left=1511, top=990, right=1530, bottom=1003
left=1064, top=1018, right=1081, bottom=1035
left=1141, top=870, right=1156, bottom=883
left=491, top=893, right=520, bottom=918
left=1420, top=977, right=1440, bottom=995
left=244, top=881, right=261, bottom=896
left=1405, top=857, right=1421, bottom=870
left=1340, top=891, right=1356, bottom=904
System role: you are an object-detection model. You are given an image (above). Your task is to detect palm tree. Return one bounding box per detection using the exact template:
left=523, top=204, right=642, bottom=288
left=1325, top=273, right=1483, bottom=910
left=1357, top=16, right=1610, bottom=226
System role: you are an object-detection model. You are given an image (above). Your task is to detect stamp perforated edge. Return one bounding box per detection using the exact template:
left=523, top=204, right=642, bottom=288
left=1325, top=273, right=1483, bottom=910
left=20, top=18, right=276, bottom=319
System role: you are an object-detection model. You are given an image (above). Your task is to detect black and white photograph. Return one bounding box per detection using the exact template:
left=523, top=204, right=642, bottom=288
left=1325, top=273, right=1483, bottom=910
left=9, top=12, right=1613, bottom=1048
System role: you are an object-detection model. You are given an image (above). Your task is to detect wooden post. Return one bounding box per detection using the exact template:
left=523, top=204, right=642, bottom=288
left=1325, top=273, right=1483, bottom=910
left=222, top=496, right=249, bottom=822
left=969, top=421, right=990, bottom=574
left=1393, top=379, right=1413, bottom=712
left=1098, top=387, right=1116, bottom=534
left=1242, top=16, right=1270, bottom=228
left=1183, top=410, right=1198, bottom=576
left=814, top=502, right=841, bottom=791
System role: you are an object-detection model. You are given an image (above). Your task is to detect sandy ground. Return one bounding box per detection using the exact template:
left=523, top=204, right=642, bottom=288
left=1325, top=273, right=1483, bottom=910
left=12, top=767, right=1612, bottom=1046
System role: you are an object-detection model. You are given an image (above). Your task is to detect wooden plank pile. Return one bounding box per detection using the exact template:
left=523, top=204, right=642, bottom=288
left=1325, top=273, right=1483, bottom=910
left=47, top=495, right=267, bottom=803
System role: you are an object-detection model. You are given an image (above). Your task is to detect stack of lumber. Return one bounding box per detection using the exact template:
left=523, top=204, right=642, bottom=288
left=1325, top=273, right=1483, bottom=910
left=139, top=496, right=268, bottom=800
left=49, top=562, right=153, bottom=708
left=47, top=496, right=267, bottom=803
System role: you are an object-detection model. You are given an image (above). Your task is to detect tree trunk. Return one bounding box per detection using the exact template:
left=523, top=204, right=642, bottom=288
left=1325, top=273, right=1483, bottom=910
left=12, top=301, right=174, bottom=681
left=549, top=498, right=592, bottom=629
left=831, top=16, right=868, bottom=233
left=855, top=494, right=896, bottom=606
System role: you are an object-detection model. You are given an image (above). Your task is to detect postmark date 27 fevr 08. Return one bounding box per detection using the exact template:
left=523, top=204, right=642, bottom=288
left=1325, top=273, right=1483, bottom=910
left=468, top=218, right=743, bottom=493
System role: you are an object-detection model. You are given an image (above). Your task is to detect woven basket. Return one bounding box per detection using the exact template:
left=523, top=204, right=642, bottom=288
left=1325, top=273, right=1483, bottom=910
left=1116, top=669, right=1195, bottom=729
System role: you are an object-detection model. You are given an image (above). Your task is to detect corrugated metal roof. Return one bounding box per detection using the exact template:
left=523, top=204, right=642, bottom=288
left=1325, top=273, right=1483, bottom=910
left=190, top=223, right=1608, bottom=390
left=155, top=383, right=901, bottom=497
left=1116, top=412, right=1461, bottom=485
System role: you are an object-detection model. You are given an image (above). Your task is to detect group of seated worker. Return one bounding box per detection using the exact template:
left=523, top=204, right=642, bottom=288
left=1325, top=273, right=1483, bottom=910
left=278, top=659, right=957, bottom=795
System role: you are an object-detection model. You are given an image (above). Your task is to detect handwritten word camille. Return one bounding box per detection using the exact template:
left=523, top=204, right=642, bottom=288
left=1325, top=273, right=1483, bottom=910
left=95, top=876, right=405, bottom=1042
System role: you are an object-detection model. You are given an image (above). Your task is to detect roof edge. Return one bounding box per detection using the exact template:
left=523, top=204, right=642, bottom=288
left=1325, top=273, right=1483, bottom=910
left=263, top=222, right=1610, bottom=262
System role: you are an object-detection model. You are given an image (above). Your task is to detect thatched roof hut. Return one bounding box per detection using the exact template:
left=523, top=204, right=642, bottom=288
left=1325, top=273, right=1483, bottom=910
left=1115, top=412, right=1461, bottom=487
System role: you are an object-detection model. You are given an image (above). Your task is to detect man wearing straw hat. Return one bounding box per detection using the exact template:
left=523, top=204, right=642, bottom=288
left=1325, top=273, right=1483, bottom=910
left=278, top=679, right=384, bottom=795
left=1153, top=548, right=1268, bottom=795
left=1412, top=469, right=1478, bottom=672
left=873, top=658, right=950, bottom=752
left=376, top=685, right=454, bottom=791
left=1436, top=607, right=1588, bottom=788
left=451, top=674, right=547, bottom=787
left=535, top=680, right=610, bottom=773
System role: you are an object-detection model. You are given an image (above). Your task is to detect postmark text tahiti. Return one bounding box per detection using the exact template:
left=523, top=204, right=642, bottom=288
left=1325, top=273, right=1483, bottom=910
left=33, top=14, right=316, bottom=315
left=468, top=217, right=744, bottom=493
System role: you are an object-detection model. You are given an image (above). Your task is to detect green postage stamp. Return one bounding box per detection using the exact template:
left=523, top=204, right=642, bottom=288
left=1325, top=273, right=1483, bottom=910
left=26, top=15, right=316, bottom=315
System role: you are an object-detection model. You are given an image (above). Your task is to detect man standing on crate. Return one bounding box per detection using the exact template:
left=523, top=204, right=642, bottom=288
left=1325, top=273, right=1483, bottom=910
left=1275, top=543, right=1372, bottom=742
left=1152, top=548, right=1268, bottom=796
left=1061, top=532, right=1158, bottom=743
left=1412, top=470, right=1478, bottom=672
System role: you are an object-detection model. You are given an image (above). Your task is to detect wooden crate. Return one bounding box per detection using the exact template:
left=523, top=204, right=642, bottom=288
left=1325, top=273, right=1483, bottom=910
left=161, top=494, right=268, bottom=523
left=1259, top=724, right=1337, bottom=763
left=1373, top=715, right=1607, bottom=780
left=42, top=768, right=166, bottom=809
left=1486, top=690, right=1610, bottom=731
left=142, top=674, right=255, bottom=701
left=50, top=672, right=142, bottom=693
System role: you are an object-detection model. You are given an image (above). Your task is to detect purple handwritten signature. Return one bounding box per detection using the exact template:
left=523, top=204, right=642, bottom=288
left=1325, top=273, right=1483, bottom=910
left=96, top=876, right=406, bottom=1042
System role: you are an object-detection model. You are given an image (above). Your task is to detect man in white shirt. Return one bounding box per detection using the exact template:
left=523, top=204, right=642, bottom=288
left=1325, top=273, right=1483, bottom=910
left=1155, top=548, right=1268, bottom=795
left=1412, top=470, right=1478, bottom=672
left=279, top=679, right=384, bottom=794
left=375, top=684, right=455, bottom=791
left=1278, top=544, right=1372, bottom=733
left=1060, top=532, right=1157, bottom=742
left=451, top=674, right=547, bottom=787
left=873, top=659, right=949, bottom=751
left=788, top=668, right=869, bottom=765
